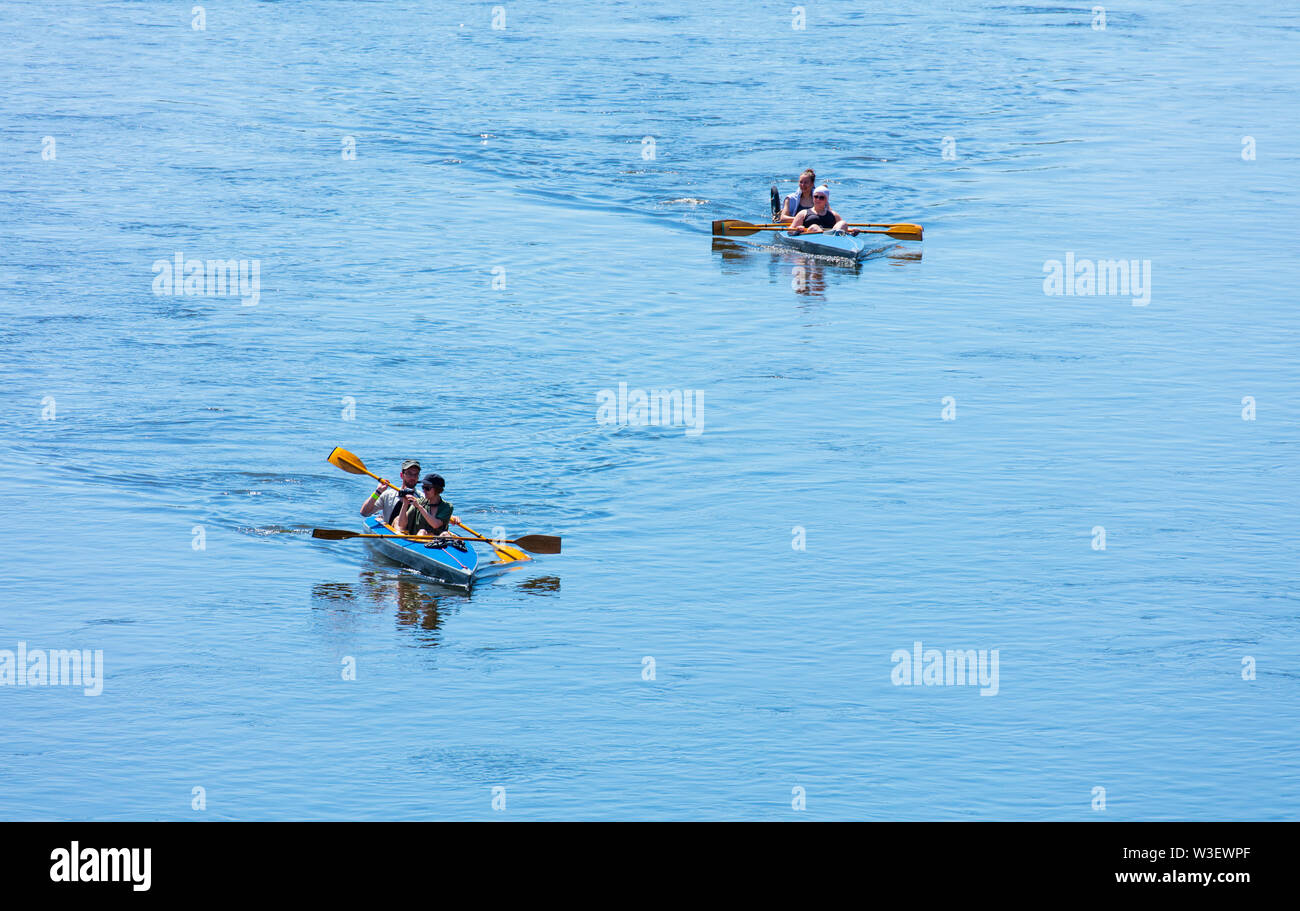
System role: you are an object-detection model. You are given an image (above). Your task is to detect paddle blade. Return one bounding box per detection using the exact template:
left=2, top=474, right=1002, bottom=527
left=512, top=535, right=561, bottom=555
left=845, top=222, right=924, bottom=231
left=885, top=224, right=923, bottom=240
left=327, top=446, right=370, bottom=476
left=713, top=219, right=762, bottom=237
left=312, top=528, right=362, bottom=541
left=855, top=225, right=924, bottom=240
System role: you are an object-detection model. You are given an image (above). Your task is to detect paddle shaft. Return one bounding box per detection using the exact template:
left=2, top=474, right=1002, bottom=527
left=738, top=225, right=913, bottom=234
left=712, top=219, right=922, bottom=240
left=325, top=531, right=529, bottom=545
left=312, top=527, right=559, bottom=554
left=762, top=222, right=913, bottom=229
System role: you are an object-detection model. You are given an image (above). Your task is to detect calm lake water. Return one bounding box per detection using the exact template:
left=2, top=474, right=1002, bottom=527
left=2, top=0, right=1298, bottom=820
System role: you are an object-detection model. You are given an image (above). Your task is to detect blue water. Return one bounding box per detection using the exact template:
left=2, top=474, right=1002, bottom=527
left=2, top=0, right=1298, bottom=820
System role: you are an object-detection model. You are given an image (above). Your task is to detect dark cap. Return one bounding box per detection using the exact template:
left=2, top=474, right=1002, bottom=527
left=420, top=473, right=445, bottom=492
left=401, top=459, right=421, bottom=471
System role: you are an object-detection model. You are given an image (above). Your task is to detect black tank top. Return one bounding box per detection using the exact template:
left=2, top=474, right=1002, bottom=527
left=802, top=207, right=838, bottom=230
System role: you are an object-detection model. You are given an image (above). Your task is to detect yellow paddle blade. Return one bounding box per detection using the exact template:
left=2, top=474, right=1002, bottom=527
left=878, top=224, right=923, bottom=240
left=837, top=221, right=923, bottom=230
left=713, top=219, right=765, bottom=237
left=327, top=446, right=371, bottom=476
left=866, top=224, right=922, bottom=240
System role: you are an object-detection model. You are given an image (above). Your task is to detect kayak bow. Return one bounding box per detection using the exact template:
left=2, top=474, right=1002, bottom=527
left=772, top=230, right=890, bottom=261
left=361, top=514, right=482, bottom=589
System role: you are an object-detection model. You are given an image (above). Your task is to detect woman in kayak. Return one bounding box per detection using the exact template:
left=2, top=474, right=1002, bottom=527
left=395, top=473, right=461, bottom=538
left=788, top=186, right=859, bottom=235
left=775, top=168, right=818, bottom=224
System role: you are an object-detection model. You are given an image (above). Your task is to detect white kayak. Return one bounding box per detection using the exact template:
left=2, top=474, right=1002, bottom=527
left=772, top=230, right=887, bottom=261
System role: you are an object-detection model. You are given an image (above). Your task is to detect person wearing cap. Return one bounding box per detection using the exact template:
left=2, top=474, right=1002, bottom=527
left=360, top=458, right=421, bottom=525
left=394, top=473, right=459, bottom=538
left=775, top=168, right=818, bottom=224
left=788, top=186, right=859, bottom=235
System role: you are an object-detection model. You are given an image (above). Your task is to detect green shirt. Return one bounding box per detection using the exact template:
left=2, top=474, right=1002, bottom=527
left=404, top=496, right=453, bottom=535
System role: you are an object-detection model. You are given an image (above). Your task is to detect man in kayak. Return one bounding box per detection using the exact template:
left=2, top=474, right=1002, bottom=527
left=360, top=458, right=420, bottom=525
left=395, top=473, right=460, bottom=538
left=787, top=186, right=859, bottom=235
left=775, top=168, right=818, bottom=224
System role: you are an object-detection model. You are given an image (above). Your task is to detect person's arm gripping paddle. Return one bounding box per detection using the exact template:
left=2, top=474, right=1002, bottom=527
left=358, top=459, right=420, bottom=521
left=360, top=480, right=391, bottom=518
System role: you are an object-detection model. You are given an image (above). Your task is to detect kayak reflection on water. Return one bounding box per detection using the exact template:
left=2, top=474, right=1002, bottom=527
left=310, top=574, right=457, bottom=644
left=309, top=569, right=560, bottom=644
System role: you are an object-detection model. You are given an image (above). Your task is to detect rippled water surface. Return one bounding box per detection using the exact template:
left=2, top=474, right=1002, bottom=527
left=2, top=1, right=1298, bottom=819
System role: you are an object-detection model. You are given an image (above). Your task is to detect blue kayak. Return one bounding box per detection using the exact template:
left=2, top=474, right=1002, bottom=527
left=362, top=514, right=480, bottom=589
left=773, top=230, right=886, bottom=261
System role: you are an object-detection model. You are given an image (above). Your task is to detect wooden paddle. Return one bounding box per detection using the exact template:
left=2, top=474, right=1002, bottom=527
left=326, top=446, right=530, bottom=562
left=312, top=527, right=561, bottom=555
left=712, top=219, right=923, bottom=240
